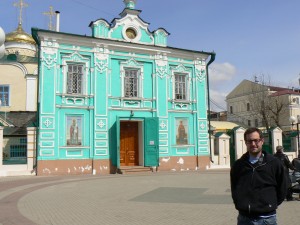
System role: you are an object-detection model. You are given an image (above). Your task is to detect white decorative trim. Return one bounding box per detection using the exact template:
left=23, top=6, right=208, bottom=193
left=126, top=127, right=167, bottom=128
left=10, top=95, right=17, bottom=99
left=95, top=52, right=108, bottom=73
left=122, top=24, right=141, bottom=42
left=155, top=54, right=168, bottom=79
left=160, top=121, right=167, bottom=129
left=195, top=59, right=206, bottom=83
left=42, top=53, right=57, bottom=70
left=97, top=120, right=105, bottom=128
left=41, top=116, right=55, bottom=130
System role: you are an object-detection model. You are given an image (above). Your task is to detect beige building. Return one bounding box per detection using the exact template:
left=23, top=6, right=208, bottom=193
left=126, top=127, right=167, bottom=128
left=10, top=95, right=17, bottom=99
left=226, top=79, right=300, bottom=131
left=0, top=24, right=38, bottom=112
left=0, top=22, right=38, bottom=176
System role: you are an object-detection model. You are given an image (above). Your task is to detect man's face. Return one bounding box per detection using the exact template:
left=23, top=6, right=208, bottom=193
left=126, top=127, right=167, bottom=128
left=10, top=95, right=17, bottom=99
left=245, top=131, right=264, bottom=157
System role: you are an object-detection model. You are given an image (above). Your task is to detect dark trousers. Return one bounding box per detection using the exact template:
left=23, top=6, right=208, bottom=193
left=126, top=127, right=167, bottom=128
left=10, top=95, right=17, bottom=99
left=286, top=175, right=293, bottom=200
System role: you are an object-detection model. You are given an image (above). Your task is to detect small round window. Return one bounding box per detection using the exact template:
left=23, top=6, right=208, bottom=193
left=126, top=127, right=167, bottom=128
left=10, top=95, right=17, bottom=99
left=126, top=28, right=137, bottom=39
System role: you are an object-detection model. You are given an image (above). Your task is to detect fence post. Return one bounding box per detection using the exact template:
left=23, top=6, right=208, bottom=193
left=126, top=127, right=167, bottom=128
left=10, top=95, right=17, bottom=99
left=26, top=127, right=36, bottom=173
left=234, top=127, right=246, bottom=160
left=271, top=127, right=282, bottom=154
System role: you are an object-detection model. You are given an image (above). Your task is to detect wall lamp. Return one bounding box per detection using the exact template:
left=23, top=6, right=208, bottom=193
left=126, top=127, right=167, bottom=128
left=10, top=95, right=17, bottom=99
left=130, top=110, right=134, bottom=117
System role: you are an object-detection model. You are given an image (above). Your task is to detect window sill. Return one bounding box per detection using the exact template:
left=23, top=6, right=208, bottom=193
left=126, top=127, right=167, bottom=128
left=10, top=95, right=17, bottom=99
left=170, top=99, right=195, bottom=104
left=57, top=93, right=94, bottom=98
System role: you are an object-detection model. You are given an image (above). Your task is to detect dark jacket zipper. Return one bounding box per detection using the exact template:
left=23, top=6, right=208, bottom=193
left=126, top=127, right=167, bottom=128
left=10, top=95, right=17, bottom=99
left=247, top=161, right=267, bottom=214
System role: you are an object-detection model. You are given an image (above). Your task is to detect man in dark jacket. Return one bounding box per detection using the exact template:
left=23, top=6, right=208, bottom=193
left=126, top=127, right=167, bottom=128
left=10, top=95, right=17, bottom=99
left=231, top=127, right=286, bottom=225
left=274, top=145, right=295, bottom=201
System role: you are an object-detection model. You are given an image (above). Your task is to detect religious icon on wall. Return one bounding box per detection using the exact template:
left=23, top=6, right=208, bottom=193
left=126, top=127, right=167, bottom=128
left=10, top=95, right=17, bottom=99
left=66, top=116, right=82, bottom=146
left=176, top=119, right=188, bottom=145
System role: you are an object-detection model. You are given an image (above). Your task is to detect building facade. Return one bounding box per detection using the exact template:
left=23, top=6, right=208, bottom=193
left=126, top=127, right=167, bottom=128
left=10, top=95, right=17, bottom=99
left=226, top=79, right=300, bottom=131
left=32, top=0, right=215, bottom=175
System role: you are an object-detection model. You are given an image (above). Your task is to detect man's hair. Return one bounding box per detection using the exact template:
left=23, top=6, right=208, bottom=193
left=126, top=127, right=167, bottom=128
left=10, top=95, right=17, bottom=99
left=244, top=127, right=263, bottom=140
left=276, top=145, right=284, bottom=152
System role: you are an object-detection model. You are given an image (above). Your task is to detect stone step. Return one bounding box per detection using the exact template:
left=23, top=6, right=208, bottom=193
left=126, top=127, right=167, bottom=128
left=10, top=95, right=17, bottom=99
left=120, top=166, right=153, bottom=174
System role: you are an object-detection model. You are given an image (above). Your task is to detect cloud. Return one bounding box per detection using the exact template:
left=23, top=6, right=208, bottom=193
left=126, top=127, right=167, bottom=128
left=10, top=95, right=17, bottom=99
left=209, top=89, right=227, bottom=112
left=207, top=62, right=237, bottom=111
left=208, top=62, right=236, bottom=82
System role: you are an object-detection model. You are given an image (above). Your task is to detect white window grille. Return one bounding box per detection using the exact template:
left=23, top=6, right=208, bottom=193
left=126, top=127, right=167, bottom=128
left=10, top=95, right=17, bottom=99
left=124, top=69, right=139, bottom=97
left=174, top=73, right=187, bottom=100
left=67, top=64, right=83, bottom=94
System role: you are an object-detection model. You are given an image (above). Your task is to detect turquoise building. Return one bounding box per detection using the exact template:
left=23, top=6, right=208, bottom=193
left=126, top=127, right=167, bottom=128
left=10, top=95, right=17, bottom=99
left=32, top=0, right=215, bottom=175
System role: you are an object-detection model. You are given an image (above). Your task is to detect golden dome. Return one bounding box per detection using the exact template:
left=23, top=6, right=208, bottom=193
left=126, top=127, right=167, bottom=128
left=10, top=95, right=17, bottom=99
left=5, top=24, right=36, bottom=45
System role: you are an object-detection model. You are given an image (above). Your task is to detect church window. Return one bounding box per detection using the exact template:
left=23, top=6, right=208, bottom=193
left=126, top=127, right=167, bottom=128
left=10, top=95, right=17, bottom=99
left=174, top=73, right=187, bottom=100
left=124, top=69, right=139, bottom=97
left=0, top=85, right=9, bottom=106
left=67, top=64, right=84, bottom=94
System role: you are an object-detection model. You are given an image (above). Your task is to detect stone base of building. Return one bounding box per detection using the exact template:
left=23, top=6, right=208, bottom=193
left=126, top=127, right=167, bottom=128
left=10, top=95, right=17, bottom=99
left=36, top=156, right=210, bottom=176
left=158, top=156, right=210, bottom=172
left=37, top=159, right=115, bottom=176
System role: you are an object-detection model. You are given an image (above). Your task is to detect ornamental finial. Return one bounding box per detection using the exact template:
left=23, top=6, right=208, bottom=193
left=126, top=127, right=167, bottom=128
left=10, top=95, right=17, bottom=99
left=123, top=0, right=136, bottom=9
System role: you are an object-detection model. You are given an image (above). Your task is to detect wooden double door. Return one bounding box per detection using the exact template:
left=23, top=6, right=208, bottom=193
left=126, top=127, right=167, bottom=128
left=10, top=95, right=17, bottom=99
left=120, top=121, right=139, bottom=166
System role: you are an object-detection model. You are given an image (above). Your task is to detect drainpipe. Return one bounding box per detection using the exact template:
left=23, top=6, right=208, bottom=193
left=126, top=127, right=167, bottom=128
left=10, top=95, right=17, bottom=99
left=206, top=52, right=216, bottom=163
left=31, top=28, right=41, bottom=175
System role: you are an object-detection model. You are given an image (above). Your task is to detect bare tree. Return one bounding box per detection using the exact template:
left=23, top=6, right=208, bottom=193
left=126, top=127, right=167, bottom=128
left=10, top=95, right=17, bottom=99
left=248, top=74, right=290, bottom=131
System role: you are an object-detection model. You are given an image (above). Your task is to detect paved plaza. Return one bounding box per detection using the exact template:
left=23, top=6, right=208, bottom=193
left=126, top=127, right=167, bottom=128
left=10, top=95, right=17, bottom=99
left=0, top=170, right=299, bottom=225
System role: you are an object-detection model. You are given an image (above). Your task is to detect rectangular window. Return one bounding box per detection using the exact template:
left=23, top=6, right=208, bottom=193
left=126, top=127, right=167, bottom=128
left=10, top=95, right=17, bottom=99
left=176, top=118, right=188, bottom=145
left=247, top=103, right=250, bottom=111
left=255, top=119, right=258, bottom=127
left=10, top=145, right=27, bottom=158
left=0, top=85, right=9, bottom=106
left=174, top=74, right=187, bottom=100
left=124, top=69, right=139, bottom=97
left=20, top=138, right=27, bottom=144
left=230, top=106, right=233, bottom=114
left=67, top=64, right=83, bottom=94
left=66, top=116, right=83, bottom=146
left=248, top=120, right=251, bottom=126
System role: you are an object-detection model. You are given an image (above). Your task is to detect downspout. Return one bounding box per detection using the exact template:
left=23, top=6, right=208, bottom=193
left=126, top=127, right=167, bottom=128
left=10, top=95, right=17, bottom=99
left=31, top=28, right=41, bottom=175
left=206, top=52, right=216, bottom=163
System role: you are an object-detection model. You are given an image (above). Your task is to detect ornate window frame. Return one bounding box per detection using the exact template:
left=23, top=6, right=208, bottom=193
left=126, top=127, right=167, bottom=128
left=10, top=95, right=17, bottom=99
left=171, top=64, right=191, bottom=102
left=61, top=52, right=90, bottom=95
left=120, top=58, right=144, bottom=98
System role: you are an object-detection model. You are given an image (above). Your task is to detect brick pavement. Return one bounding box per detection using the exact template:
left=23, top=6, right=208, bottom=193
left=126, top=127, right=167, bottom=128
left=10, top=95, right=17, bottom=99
left=0, top=171, right=299, bottom=225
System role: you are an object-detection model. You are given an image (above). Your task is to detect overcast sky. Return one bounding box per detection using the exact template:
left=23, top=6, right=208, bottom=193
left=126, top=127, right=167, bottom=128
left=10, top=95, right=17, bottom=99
left=1, top=0, right=300, bottom=112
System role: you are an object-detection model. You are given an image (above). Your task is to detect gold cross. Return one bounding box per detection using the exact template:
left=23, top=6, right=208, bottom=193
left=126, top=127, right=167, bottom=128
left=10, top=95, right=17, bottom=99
left=43, top=6, right=56, bottom=30
left=13, top=0, right=28, bottom=25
